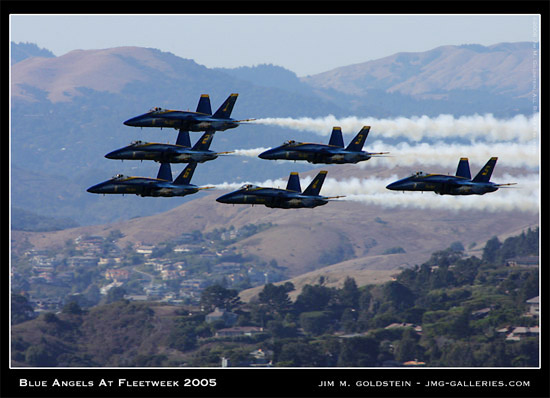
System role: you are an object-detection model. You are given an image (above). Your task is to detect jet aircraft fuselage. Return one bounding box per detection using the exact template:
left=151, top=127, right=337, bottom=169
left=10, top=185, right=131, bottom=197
left=216, top=170, right=336, bottom=209
left=258, top=126, right=386, bottom=165
left=87, top=174, right=199, bottom=197
left=123, top=109, right=240, bottom=132
left=259, top=142, right=373, bottom=164
left=105, top=141, right=219, bottom=163
left=386, top=173, right=499, bottom=195
left=216, top=185, right=329, bottom=208
left=386, top=157, right=512, bottom=196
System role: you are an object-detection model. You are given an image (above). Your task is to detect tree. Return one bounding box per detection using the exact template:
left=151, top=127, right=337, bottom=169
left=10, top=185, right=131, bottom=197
left=200, top=284, right=241, bottom=312
left=11, top=294, right=35, bottom=325
left=482, top=236, right=502, bottom=263
left=337, top=336, right=379, bottom=366
left=300, top=311, right=331, bottom=336
left=339, top=277, right=360, bottom=308
left=62, top=300, right=83, bottom=315
left=258, top=283, right=293, bottom=316
left=294, top=284, right=334, bottom=313
left=105, top=286, right=127, bottom=304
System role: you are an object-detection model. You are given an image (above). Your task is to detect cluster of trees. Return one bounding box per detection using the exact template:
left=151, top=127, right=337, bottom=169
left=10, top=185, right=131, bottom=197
left=11, top=228, right=538, bottom=367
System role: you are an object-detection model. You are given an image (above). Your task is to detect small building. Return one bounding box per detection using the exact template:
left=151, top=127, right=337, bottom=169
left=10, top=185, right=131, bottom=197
left=526, top=296, right=539, bottom=317
left=105, top=268, right=130, bottom=282
left=506, top=256, right=539, bottom=268
left=206, top=307, right=238, bottom=326
left=215, top=326, right=264, bottom=338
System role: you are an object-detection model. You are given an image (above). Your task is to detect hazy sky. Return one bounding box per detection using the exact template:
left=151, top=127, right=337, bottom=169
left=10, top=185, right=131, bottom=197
left=10, top=14, right=539, bottom=76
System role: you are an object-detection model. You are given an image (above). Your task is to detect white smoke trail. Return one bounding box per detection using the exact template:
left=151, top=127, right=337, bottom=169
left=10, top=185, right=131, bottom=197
left=252, top=113, right=540, bottom=143
left=232, top=141, right=539, bottom=169
left=210, top=174, right=539, bottom=214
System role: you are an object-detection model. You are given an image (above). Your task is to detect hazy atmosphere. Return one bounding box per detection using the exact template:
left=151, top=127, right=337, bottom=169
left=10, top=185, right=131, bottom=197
left=8, top=10, right=543, bottom=394
left=10, top=14, right=539, bottom=76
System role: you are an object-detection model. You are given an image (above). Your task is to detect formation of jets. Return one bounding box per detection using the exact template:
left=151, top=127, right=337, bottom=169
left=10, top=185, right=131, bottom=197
left=88, top=93, right=515, bottom=207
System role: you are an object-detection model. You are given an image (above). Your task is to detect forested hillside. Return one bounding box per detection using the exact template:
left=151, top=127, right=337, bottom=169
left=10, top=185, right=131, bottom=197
left=11, top=228, right=539, bottom=367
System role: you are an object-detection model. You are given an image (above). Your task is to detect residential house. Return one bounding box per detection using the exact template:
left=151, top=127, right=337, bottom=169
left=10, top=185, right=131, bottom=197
left=206, top=307, right=238, bottom=326
left=215, top=326, right=264, bottom=337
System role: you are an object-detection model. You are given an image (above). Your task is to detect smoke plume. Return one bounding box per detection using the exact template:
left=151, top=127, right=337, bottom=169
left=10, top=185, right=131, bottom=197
left=251, top=113, right=539, bottom=143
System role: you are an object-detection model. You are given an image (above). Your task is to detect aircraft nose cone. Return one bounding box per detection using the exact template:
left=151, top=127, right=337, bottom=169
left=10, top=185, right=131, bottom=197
left=386, top=181, right=400, bottom=190
left=123, top=115, right=143, bottom=126
left=87, top=184, right=100, bottom=194
left=258, top=149, right=276, bottom=160
left=105, top=149, right=122, bottom=159
left=216, top=193, right=233, bottom=204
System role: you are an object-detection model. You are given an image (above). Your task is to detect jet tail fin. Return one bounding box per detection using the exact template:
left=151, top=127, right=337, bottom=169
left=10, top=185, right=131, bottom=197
left=286, top=172, right=302, bottom=192
left=174, top=162, right=197, bottom=185
left=328, top=127, right=344, bottom=147
left=302, top=171, right=327, bottom=196
left=196, top=94, right=212, bottom=115
left=456, top=158, right=471, bottom=179
left=192, top=131, right=215, bottom=151
left=176, top=129, right=192, bottom=147
left=212, top=93, right=238, bottom=119
left=345, top=126, right=370, bottom=152
left=157, top=163, right=172, bottom=181
left=473, top=157, right=498, bottom=183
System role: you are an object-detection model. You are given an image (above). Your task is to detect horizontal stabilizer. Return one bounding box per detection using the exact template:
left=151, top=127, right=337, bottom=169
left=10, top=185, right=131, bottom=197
left=286, top=172, right=302, bottom=192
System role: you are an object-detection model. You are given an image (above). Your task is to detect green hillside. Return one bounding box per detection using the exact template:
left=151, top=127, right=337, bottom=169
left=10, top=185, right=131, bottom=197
left=11, top=228, right=539, bottom=367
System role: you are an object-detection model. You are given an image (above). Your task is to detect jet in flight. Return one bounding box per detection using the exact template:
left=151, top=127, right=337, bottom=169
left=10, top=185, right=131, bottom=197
left=105, top=130, right=232, bottom=163
left=87, top=162, right=211, bottom=197
left=123, top=93, right=253, bottom=132
left=258, top=126, right=388, bottom=164
left=386, top=157, right=516, bottom=195
left=216, top=171, right=343, bottom=208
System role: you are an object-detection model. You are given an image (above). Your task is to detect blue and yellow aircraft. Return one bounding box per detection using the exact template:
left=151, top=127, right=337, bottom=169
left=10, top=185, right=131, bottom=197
left=386, top=157, right=516, bottom=195
left=105, top=130, right=232, bottom=163
left=87, top=162, right=212, bottom=197
left=258, top=126, right=388, bottom=164
left=123, top=93, right=253, bottom=132
left=216, top=171, right=343, bottom=209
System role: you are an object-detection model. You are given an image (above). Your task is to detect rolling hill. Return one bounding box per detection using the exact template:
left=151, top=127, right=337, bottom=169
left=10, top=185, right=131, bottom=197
left=12, top=162, right=539, bottom=298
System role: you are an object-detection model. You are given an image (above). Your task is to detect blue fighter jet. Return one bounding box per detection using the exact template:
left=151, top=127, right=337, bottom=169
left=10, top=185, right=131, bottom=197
left=216, top=171, right=343, bottom=209
left=105, top=130, right=232, bottom=163
left=258, top=126, right=388, bottom=164
left=87, top=162, right=211, bottom=197
left=386, top=157, right=516, bottom=195
left=123, top=93, right=254, bottom=132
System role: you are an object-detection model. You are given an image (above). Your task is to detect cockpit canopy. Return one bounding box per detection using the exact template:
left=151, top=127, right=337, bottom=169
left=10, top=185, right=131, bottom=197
left=410, top=171, right=426, bottom=178
left=131, top=140, right=144, bottom=145
left=240, top=184, right=259, bottom=190
left=149, top=107, right=165, bottom=113
left=283, top=140, right=298, bottom=146
left=112, top=174, right=127, bottom=180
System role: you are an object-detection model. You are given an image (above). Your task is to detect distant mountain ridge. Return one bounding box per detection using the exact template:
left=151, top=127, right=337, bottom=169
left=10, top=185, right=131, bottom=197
left=301, top=42, right=536, bottom=100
